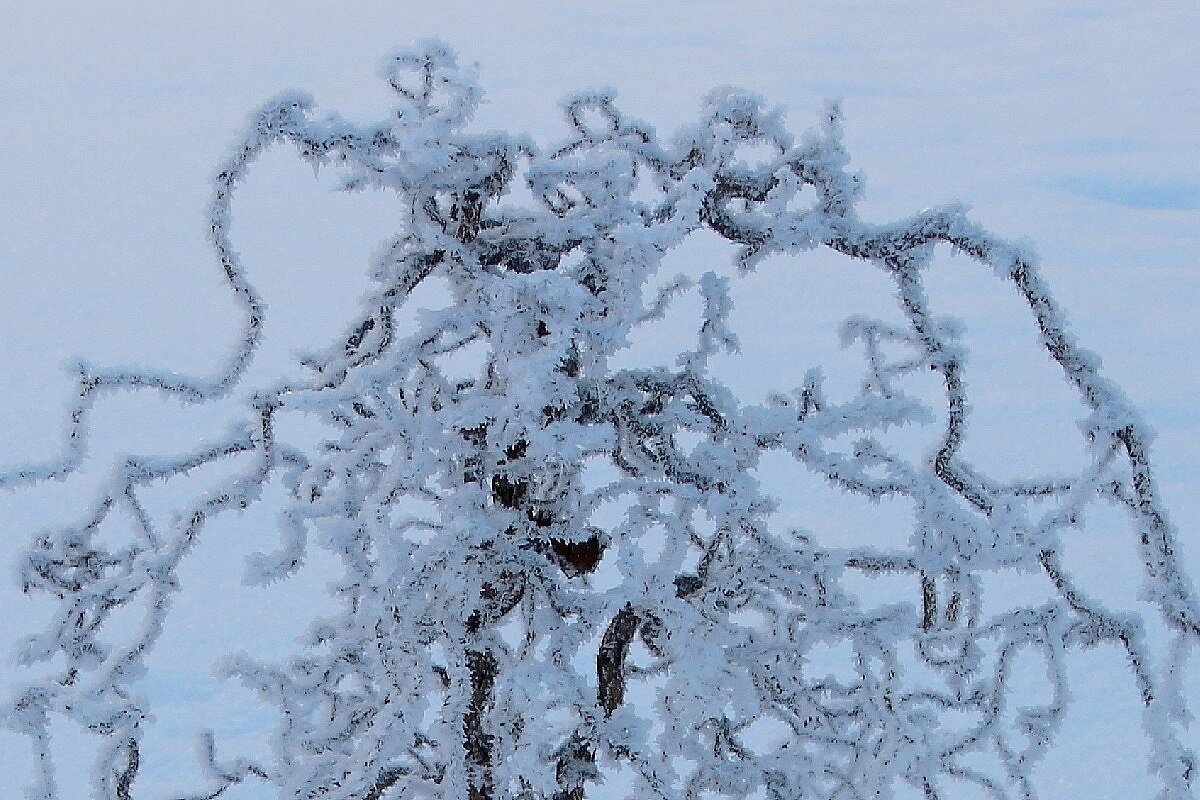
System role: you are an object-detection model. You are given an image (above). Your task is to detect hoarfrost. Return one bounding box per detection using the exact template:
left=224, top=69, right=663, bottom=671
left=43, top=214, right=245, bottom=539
left=3, top=40, right=1196, bottom=800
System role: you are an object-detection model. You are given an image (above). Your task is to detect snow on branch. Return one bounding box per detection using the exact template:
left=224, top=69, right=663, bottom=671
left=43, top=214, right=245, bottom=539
left=3, top=39, right=1196, bottom=800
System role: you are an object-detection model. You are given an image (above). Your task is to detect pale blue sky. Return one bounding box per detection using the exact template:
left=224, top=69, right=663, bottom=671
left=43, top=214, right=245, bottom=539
left=1, top=3, right=1198, bottom=798
left=1052, top=175, right=1200, bottom=210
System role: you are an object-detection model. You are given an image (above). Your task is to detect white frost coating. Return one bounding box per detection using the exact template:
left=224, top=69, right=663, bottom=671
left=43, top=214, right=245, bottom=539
left=3, top=40, right=1197, bottom=800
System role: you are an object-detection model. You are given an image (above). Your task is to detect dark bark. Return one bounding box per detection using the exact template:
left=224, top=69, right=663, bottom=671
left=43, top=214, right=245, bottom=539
left=115, top=737, right=139, bottom=800
left=597, top=605, right=641, bottom=717
left=463, top=649, right=497, bottom=800
left=552, top=733, right=597, bottom=800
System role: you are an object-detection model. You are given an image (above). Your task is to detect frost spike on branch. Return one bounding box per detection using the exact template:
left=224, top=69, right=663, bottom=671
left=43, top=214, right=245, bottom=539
left=3, top=39, right=1196, bottom=800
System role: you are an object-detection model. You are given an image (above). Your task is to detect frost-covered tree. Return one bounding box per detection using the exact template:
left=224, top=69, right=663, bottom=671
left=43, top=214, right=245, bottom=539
left=3, top=41, right=1198, bottom=800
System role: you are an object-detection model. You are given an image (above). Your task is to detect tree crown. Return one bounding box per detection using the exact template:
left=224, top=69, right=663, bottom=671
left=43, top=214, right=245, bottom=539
left=4, top=40, right=1197, bottom=800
